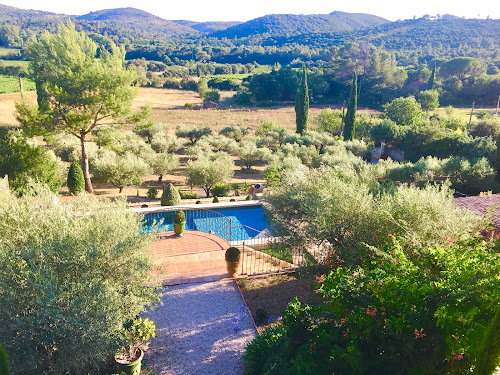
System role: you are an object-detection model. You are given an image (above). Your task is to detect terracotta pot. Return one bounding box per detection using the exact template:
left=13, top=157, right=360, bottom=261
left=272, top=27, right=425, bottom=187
left=115, top=348, right=143, bottom=375
left=173, top=221, right=185, bottom=237
left=226, top=261, right=240, bottom=278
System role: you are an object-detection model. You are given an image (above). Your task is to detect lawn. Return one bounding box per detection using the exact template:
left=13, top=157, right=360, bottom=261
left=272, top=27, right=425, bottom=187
left=0, top=47, right=22, bottom=57
left=0, top=75, right=35, bottom=94
left=0, top=59, right=29, bottom=68
left=238, top=272, right=325, bottom=334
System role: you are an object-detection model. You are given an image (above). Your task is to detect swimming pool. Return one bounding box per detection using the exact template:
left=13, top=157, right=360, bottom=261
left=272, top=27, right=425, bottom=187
left=142, top=204, right=268, bottom=242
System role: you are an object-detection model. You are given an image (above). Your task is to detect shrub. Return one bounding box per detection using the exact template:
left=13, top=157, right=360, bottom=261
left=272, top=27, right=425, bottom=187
left=246, top=236, right=500, bottom=374
left=212, top=196, right=219, bottom=203
left=230, top=198, right=236, bottom=202
left=383, top=96, right=423, bottom=126
left=211, top=183, right=230, bottom=197
left=161, top=183, right=181, bottom=206
left=246, top=194, right=252, bottom=200
left=204, top=89, right=220, bottom=103
left=0, top=188, right=159, bottom=374
left=225, top=247, right=240, bottom=262
left=255, top=306, right=269, bottom=324
left=179, top=190, right=199, bottom=200
left=147, top=187, right=158, bottom=199
left=118, top=318, right=156, bottom=361
left=67, top=161, right=85, bottom=195
left=174, top=209, right=185, bottom=223
left=0, top=344, right=9, bottom=375
left=231, top=182, right=240, bottom=196
left=195, top=200, right=201, bottom=204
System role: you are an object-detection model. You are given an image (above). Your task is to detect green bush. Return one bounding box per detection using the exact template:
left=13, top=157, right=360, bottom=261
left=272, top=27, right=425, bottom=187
left=211, top=183, right=230, bottom=197
left=225, top=247, right=240, bottom=262
left=204, top=89, right=220, bottom=103
left=147, top=187, right=158, bottom=199
left=0, top=344, right=9, bottom=375
left=0, top=187, right=159, bottom=374
left=246, top=194, right=252, bottom=200
left=196, top=200, right=201, bottom=204
left=67, top=161, right=85, bottom=195
left=174, top=209, right=185, bottom=223
left=0, top=129, right=64, bottom=195
left=246, top=236, right=500, bottom=374
left=212, top=196, right=219, bottom=203
left=180, top=190, right=200, bottom=200
left=161, top=183, right=181, bottom=206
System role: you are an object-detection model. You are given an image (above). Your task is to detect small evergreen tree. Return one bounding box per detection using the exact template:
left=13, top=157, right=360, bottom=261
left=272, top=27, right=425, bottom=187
left=161, top=183, right=181, bottom=206
left=343, top=71, right=357, bottom=141
left=295, top=68, right=309, bottom=134
left=428, top=63, right=436, bottom=89
left=67, top=161, right=85, bottom=195
left=197, top=78, right=208, bottom=99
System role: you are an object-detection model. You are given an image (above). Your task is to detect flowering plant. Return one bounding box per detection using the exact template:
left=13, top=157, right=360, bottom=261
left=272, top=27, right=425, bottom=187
left=245, top=234, right=500, bottom=374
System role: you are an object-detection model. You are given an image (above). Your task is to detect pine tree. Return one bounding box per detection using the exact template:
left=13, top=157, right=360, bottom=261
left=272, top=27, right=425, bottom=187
left=428, top=63, right=436, bottom=89
left=67, top=161, right=85, bottom=195
left=295, top=68, right=309, bottom=134
left=343, top=71, right=357, bottom=141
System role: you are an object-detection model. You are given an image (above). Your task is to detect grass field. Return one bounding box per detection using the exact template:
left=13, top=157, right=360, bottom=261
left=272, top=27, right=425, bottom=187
left=0, top=59, right=29, bottom=68
left=0, top=47, right=22, bottom=57
left=433, top=106, right=498, bottom=122
left=0, top=75, right=35, bottom=94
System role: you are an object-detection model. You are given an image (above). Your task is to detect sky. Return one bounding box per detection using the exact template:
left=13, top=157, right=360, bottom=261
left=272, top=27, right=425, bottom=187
left=2, top=0, right=499, bottom=22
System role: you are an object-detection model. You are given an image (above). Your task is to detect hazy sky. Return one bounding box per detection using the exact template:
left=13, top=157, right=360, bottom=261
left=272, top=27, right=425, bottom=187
left=2, top=0, right=499, bottom=22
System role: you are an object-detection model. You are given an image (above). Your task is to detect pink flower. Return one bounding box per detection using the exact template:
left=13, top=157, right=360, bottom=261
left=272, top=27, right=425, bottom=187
left=310, top=342, right=316, bottom=349
left=366, top=306, right=377, bottom=316
left=452, top=352, right=464, bottom=361
left=414, top=328, right=426, bottom=339
left=343, top=328, right=350, bottom=338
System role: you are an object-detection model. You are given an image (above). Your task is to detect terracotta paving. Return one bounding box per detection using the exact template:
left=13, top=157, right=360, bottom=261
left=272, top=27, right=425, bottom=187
left=149, top=231, right=231, bottom=286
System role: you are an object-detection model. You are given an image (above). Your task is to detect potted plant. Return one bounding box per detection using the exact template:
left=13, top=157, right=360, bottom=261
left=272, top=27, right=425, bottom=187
left=114, top=318, right=156, bottom=375
left=225, top=247, right=241, bottom=278
left=173, top=209, right=186, bottom=237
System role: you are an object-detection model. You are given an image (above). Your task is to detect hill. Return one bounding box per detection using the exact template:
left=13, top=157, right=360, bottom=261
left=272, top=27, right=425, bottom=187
left=76, top=7, right=197, bottom=36
left=212, top=11, right=389, bottom=38
left=173, top=20, right=241, bottom=33
left=263, top=17, right=500, bottom=59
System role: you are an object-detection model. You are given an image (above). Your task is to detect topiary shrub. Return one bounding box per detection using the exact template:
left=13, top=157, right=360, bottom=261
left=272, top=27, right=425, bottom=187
left=211, top=183, right=229, bottom=197
left=195, top=200, right=201, bottom=204
left=161, top=183, right=181, bottom=206
left=230, top=198, right=236, bottom=202
left=67, top=161, right=85, bottom=195
left=174, top=209, right=185, bottom=223
left=147, top=187, right=158, bottom=199
left=141, top=204, right=148, bottom=208
left=225, top=247, right=240, bottom=262
left=212, top=196, right=219, bottom=203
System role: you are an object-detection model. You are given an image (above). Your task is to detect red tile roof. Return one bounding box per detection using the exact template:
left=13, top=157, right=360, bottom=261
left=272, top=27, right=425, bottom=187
left=454, top=194, right=500, bottom=228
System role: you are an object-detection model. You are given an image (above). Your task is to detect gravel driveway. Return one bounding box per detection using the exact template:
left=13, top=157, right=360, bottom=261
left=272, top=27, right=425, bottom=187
left=143, top=280, right=257, bottom=375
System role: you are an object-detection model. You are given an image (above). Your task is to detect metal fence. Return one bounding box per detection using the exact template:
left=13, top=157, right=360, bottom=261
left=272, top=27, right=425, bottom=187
left=141, top=206, right=298, bottom=276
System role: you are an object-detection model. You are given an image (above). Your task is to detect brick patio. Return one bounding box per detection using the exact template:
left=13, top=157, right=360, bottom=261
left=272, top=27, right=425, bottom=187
left=149, top=231, right=231, bottom=286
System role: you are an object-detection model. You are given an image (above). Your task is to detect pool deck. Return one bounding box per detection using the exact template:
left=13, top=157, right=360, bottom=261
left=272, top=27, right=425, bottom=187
left=149, top=231, right=231, bottom=286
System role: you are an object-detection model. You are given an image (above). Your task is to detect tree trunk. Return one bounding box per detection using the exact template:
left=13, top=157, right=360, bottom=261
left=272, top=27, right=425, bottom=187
left=204, top=187, right=210, bottom=198
left=80, top=134, right=94, bottom=194
left=158, top=175, right=163, bottom=182
left=119, top=186, right=124, bottom=193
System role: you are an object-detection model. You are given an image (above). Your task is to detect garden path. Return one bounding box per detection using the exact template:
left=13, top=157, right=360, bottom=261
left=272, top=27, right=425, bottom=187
left=143, top=280, right=256, bottom=375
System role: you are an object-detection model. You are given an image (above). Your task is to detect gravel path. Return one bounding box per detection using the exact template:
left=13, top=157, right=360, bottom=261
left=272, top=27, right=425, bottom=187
left=143, top=280, right=257, bottom=375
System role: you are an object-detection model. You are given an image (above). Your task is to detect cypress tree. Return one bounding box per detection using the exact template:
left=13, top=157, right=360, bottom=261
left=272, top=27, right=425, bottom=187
left=428, top=63, right=436, bottom=89
left=161, top=183, right=181, bottom=206
left=67, top=161, right=85, bottom=195
left=295, top=68, right=309, bottom=134
left=343, top=71, right=357, bottom=141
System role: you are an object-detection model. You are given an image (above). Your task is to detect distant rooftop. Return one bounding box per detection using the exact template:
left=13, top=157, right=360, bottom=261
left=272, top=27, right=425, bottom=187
left=454, top=193, right=500, bottom=228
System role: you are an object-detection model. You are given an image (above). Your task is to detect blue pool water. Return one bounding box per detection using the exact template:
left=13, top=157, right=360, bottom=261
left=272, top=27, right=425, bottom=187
left=142, top=205, right=268, bottom=242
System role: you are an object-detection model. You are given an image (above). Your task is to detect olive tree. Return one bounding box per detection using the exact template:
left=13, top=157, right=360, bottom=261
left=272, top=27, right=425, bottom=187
left=16, top=22, right=145, bottom=194
left=175, top=125, right=212, bottom=144
left=0, top=187, right=159, bottom=374
left=92, top=150, right=151, bottom=193
left=417, top=89, right=439, bottom=112
left=237, top=141, right=271, bottom=169
left=148, top=153, right=179, bottom=182
left=186, top=152, right=234, bottom=197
